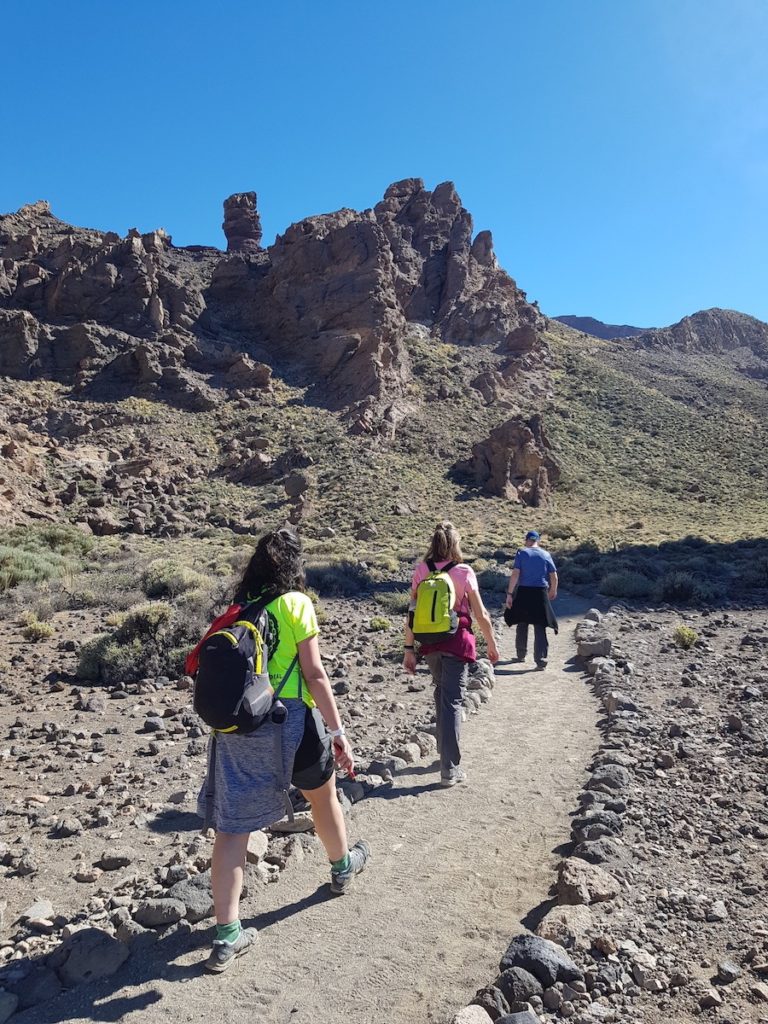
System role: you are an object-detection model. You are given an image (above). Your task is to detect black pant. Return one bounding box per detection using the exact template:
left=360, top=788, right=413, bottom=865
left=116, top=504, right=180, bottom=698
left=516, top=622, right=548, bottom=663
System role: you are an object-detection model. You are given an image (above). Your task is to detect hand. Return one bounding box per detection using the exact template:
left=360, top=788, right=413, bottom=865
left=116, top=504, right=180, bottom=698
left=505, top=593, right=514, bottom=608
left=332, top=735, right=354, bottom=774
left=402, top=649, right=417, bottom=675
left=548, top=590, right=557, bottom=601
left=487, top=642, right=500, bottom=665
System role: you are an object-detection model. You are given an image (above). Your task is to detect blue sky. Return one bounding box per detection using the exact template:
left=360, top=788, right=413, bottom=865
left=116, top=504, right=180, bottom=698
left=2, top=0, right=767, bottom=326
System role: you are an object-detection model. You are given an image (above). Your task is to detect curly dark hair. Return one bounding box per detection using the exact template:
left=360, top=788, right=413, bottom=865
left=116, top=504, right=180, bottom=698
left=234, top=527, right=306, bottom=604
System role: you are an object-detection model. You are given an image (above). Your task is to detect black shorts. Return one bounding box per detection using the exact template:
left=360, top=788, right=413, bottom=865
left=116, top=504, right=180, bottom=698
left=291, top=706, right=335, bottom=791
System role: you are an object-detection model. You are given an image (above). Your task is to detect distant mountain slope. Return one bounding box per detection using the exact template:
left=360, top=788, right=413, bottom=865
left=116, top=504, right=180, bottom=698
left=631, top=307, right=768, bottom=360
left=554, top=315, right=646, bottom=339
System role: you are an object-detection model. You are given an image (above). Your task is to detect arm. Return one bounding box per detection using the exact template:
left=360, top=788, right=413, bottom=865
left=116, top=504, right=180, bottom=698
left=467, top=588, right=500, bottom=664
left=548, top=571, right=559, bottom=601
left=403, top=587, right=418, bottom=675
left=505, top=568, right=520, bottom=608
left=297, top=634, right=353, bottom=773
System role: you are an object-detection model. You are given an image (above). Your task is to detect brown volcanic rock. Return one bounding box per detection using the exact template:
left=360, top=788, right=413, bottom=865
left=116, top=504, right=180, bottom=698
left=222, top=192, right=262, bottom=253
left=633, top=307, right=768, bottom=358
left=0, top=202, right=203, bottom=338
left=1, top=182, right=548, bottom=433
left=0, top=309, right=46, bottom=377
left=374, top=179, right=544, bottom=349
left=457, top=413, right=560, bottom=505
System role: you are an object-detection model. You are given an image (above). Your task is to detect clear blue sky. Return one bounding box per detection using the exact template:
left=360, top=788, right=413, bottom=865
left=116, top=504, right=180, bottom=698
left=2, top=0, right=767, bottom=326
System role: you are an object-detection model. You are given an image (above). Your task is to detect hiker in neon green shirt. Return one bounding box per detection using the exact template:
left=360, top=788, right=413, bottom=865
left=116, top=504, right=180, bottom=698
left=196, top=528, right=370, bottom=972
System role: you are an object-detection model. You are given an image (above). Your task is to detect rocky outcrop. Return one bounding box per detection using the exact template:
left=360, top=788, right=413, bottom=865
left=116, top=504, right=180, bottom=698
left=456, top=413, right=560, bottom=505
left=374, top=179, right=544, bottom=349
left=632, top=308, right=768, bottom=359
left=1, top=182, right=548, bottom=430
left=222, top=192, right=262, bottom=253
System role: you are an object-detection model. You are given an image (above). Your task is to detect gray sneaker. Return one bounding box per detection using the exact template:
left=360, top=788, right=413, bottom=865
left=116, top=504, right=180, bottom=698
left=440, top=767, right=467, bottom=788
left=330, top=840, right=371, bottom=895
left=204, top=926, right=258, bottom=973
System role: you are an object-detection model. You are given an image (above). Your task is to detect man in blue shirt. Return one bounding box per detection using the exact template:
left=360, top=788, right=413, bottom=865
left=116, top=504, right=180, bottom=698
left=504, top=531, right=559, bottom=669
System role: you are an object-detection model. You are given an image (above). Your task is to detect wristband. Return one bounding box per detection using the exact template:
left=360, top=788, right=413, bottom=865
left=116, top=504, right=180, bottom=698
left=328, top=727, right=346, bottom=739
left=404, top=645, right=414, bottom=650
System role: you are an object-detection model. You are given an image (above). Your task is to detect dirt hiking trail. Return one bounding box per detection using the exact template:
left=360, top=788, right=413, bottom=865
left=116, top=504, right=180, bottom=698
left=23, top=597, right=599, bottom=1024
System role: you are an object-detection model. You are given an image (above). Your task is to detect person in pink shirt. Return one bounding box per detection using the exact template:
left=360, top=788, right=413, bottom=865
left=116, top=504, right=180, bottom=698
left=403, top=522, right=499, bottom=787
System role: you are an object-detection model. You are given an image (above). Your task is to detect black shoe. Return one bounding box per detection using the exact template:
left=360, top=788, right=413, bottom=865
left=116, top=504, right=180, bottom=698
left=535, top=659, right=548, bottom=670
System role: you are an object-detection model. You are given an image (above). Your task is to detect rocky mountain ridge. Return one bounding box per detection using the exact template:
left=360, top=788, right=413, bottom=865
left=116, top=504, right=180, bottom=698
left=630, top=308, right=768, bottom=375
left=0, top=182, right=546, bottom=433
left=554, top=316, right=646, bottom=340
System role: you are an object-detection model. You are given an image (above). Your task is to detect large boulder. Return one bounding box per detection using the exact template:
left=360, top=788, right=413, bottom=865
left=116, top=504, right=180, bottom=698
left=456, top=413, right=560, bottom=505
left=499, top=934, right=583, bottom=987
left=49, top=927, right=130, bottom=986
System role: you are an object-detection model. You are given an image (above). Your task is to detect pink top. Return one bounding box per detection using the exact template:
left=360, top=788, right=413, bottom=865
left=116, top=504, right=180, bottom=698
left=410, top=560, right=479, bottom=662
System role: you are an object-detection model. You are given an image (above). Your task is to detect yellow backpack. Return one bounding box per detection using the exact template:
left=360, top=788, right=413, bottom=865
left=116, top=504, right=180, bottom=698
left=411, top=560, right=459, bottom=642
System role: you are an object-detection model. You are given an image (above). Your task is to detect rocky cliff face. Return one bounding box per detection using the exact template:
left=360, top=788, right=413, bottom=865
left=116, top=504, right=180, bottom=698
left=632, top=308, right=768, bottom=360
left=0, top=182, right=547, bottom=433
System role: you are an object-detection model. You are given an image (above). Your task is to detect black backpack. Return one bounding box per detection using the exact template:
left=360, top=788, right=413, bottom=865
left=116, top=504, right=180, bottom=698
left=193, top=599, right=297, bottom=734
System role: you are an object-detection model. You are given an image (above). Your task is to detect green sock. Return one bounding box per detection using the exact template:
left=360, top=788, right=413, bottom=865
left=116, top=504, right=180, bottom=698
left=331, top=852, right=351, bottom=874
left=216, top=920, right=241, bottom=944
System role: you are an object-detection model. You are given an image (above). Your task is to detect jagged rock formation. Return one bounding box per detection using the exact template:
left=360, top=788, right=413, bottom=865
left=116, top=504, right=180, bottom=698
left=555, top=315, right=646, bottom=339
left=222, top=192, right=262, bottom=253
left=0, top=182, right=547, bottom=430
left=456, top=414, right=560, bottom=506
left=630, top=308, right=768, bottom=382
left=632, top=307, right=768, bottom=357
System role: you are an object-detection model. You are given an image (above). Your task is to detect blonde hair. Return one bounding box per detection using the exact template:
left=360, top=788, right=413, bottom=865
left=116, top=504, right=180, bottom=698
left=425, top=521, right=464, bottom=563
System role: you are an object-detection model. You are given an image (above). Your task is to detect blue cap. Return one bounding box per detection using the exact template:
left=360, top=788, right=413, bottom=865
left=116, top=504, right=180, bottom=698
left=525, top=530, right=540, bottom=540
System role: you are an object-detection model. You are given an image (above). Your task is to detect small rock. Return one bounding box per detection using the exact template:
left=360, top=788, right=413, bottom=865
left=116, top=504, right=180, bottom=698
left=556, top=858, right=620, bottom=905
left=450, top=1007, right=494, bottom=1024
left=699, top=988, right=723, bottom=1009
left=19, top=898, right=54, bottom=922
left=132, top=898, right=186, bottom=928
left=717, top=960, right=741, bottom=984
left=99, top=849, right=132, bottom=871
left=706, top=900, right=728, bottom=922
left=246, top=831, right=269, bottom=863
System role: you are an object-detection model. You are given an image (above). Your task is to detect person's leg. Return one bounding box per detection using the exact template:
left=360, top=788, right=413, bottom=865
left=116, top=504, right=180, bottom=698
left=425, top=653, right=443, bottom=755
left=438, top=655, right=468, bottom=783
left=207, top=831, right=258, bottom=972
left=534, top=624, right=549, bottom=665
left=296, top=719, right=370, bottom=896
left=211, top=831, right=250, bottom=924
left=516, top=622, right=529, bottom=660
left=301, top=776, right=347, bottom=862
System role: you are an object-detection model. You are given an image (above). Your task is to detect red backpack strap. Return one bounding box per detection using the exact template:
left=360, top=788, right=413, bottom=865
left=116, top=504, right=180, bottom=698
left=184, top=603, right=244, bottom=677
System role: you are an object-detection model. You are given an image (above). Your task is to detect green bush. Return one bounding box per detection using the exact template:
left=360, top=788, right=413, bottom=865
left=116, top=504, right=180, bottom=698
left=21, top=615, right=55, bottom=641
left=141, top=559, right=210, bottom=599
left=0, top=525, right=93, bottom=593
left=673, top=624, right=698, bottom=649
left=368, top=616, right=391, bottom=632
left=77, top=600, right=197, bottom=684
left=373, top=591, right=410, bottom=615
left=600, top=570, right=654, bottom=599
left=307, top=561, right=371, bottom=597
left=655, top=571, right=697, bottom=603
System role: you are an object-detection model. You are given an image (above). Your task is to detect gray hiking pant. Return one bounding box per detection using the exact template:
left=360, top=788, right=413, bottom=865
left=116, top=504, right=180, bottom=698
left=425, top=653, right=468, bottom=779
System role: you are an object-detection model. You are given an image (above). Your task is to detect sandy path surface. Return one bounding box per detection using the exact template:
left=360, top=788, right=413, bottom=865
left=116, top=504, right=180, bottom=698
left=24, top=597, right=599, bottom=1024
